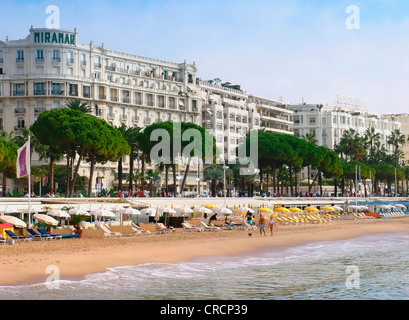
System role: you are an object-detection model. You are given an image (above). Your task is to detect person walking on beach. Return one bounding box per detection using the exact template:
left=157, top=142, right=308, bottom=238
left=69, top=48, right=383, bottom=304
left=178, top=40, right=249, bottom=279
left=258, top=214, right=266, bottom=236
left=246, top=211, right=254, bottom=225
left=269, top=215, right=275, bottom=236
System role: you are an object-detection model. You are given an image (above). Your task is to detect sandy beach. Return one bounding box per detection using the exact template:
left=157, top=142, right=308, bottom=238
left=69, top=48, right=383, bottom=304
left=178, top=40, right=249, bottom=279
left=1, top=217, right=409, bottom=287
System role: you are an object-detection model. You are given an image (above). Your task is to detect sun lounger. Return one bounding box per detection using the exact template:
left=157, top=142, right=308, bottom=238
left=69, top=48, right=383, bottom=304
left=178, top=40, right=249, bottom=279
left=0, top=235, right=6, bottom=245
left=37, top=228, right=63, bottom=240
left=131, top=222, right=151, bottom=235
left=199, top=221, right=221, bottom=231
left=97, top=224, right=122, bottom=237
left=181, top=221, right=202, bottom=232
left=156, top=223, right=173, bottom=234
left=27, top=229, right=49, bottom=241
left=5, top=230, right=32, bottom=242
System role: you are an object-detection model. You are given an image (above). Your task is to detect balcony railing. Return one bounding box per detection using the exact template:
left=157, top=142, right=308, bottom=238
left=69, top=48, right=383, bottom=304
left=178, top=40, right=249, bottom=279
left=14, top=125, right=26, bottom=130
left=35, top=107, right=46, bottom=114
left=99, top=94, right=106, bottom=100
left=122, top=97, right=130, bottom=103
left=51, top=90, right=64, bottom=96
left=13, top=91, right=25, bottom=96
left=15, top=108, right=26, bottom=114
left=34, top=90, right=46, bottom=95
left=36, top=58, right=44, bottom=63
left=52, top=57, right=61, bottom=63
left=67, top=58, right=74, bottom=64
left=83, top=93, right=90, bottom=98
left=16, top=58, right=24, bottom=63
left=94, top=63, right=102, bottom=68
left=111, top=97, right=118, bottom=102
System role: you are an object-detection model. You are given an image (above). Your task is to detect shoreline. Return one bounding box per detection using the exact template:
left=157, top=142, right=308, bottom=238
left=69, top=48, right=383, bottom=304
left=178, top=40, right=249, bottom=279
left=1, top=217, right=409, bottom=287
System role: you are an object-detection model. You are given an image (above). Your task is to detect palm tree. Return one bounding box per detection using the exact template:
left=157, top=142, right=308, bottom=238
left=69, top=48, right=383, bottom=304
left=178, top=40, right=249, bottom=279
left=364, top=127, right=381, bottom=166
left=338, top=129, right=366, bottom=163
left=145, top=169, right=160, bottom=197
left=387, top=129, right=406, bottom=167
left=64, top=99, right=92, bottom=114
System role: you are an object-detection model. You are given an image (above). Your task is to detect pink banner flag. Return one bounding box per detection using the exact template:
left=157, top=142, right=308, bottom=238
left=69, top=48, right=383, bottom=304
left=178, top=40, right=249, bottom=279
left=16, top=140, right=30, bottom=178
left=43, top=176, right=48, bottom=187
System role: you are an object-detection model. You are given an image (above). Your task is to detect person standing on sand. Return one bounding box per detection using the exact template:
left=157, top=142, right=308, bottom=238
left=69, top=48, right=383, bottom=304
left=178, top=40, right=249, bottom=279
left=269, top=215, right=275, bottom=236
left=258, top=214, right=266, bottom=236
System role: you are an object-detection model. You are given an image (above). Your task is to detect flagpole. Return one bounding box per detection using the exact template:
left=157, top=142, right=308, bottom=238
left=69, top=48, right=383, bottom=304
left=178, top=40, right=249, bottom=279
left=28, top=135, right=31, bottom=229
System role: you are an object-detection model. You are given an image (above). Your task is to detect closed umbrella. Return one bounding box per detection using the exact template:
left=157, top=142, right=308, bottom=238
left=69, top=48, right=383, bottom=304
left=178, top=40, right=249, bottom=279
left=0, top=215, right=27, bottom=228
left=33, top=214, right=58, bottom=226
left=69, top=207, right=90, bottom=216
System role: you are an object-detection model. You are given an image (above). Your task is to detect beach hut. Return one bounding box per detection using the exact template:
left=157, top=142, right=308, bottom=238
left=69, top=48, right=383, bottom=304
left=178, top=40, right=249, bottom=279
left=0, top=223, right=14, bottom=240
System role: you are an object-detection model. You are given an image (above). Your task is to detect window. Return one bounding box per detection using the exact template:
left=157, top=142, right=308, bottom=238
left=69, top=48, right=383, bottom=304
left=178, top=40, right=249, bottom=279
left=16, top=50, right=24, bottom=62
left=146, top=94, right=154, bottom=106
left=0, top=50, right=3, bottom=63
left=16, top=67, right=24, bottom=76
left=67, top=51, right=74, bottom=63
left=53, top=100, right=60, bottom=109
left=94, top=56, right=101, bottom=68
left=36, top=49, right=44, bottom=62
left=13, top=83, right=25, bottom=96
left=53, top=66, right=60, bottom=75
left=134, top=92, right=142, bottom=105
left=16, top=118, right=25, bottom=129
left=108, top=106, right=114, bottom=118
left=34, top=83, right=45, bottom=95
left=68, top=68, right=73, bottom=75
left=81, top=53, right=86, bottom=66
left=52, top=49, right=60, bottom=62
left=52, top=83, right=62, bottom=95
left=309, top=117, right=316, bottom=124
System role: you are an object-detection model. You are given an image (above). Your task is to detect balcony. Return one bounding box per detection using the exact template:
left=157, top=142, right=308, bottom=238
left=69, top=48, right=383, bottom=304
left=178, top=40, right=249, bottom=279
left=35, top=107, right=46, bottom=114
left=51, top=90, right=64, bottom=96
left=34, top=90, right=46, bottom=96
left=36, top=58, right=44, bottom=63
left=83, top=93, right=90, bottom=98
left=94, top=63, right=101, bottom=69
left=52, top=57, right=61, bottom=63
left=110, top=97, right=118, bottom=102
left=15, top=108, right=26, bottom=114
left=69, top=91, right=78, bottom=97
left=122, top=97, right=130, bottom=103
left=16, top=58, right=24, bottom=64
left=98, top=94, right=106, bottom=100
left=81, top=60, right=87, bottom=66
left=106, top=66, right=116, bottom=72
left=14, top=125, right=26, bottom=131
left=13, top=91, right=25, bottom=97
left=67, top=58, right=74, bottom=64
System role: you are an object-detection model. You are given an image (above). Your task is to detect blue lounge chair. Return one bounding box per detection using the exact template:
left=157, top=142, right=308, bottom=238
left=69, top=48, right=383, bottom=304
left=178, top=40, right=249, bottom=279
left=5, top=230, right=32, bottom=242
left=27, top=229, right=52, bottom=241
left=0, top=236, right=6, bottom=245
left=37, top=228, right=63, bottom=240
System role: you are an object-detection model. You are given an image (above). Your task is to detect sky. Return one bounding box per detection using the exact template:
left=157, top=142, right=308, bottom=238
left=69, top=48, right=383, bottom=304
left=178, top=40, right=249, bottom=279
left=1, top=0, right=409, bottom=114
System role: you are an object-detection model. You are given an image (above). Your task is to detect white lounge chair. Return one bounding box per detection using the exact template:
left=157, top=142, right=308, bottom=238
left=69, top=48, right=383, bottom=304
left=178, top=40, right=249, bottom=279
left=199, top=221, right=221, bottom=231
left=182, top=221, right=202, bottom=232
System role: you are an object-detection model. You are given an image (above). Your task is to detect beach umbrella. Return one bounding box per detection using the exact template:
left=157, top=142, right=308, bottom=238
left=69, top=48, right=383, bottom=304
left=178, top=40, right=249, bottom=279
left=198, top=206, right=212, bottom=215
left=220, top=207, right=233, bottom=214
left=0, top=206, right=19, bottom=214
left=48, top=209, right=70, bottom=219
left=19, top=205, right=41, bottom=214
left=162, top=207, right=177, bottom=215
left=69, top=207, right=90, bottom=216
left=235, top=206, right=254, bottom=214
left=141, top=207, right=157, bottom=216
left=33, top=214, right=58, bottom=226
left=275, top=207, right=290, bottom=213
left=321, top=206, right=335, bottom=211
left=204, top=204, right=217, bottom=209
left=179, top=206, right=194, bottom=215
left=119, top=207, right=142, bottom=215
left=0, top=215, right=27, bottom=228
left=94, top=208, right=117, bottom=219
left=258, top=207, right=274, bottom=213
left=333, top=206, right=344, bottom=212
left=304, top=206, right=319, bottom=212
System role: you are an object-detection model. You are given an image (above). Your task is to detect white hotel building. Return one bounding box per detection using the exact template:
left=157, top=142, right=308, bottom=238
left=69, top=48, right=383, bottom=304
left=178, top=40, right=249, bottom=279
left=0, top=27, right=204, bottom=194
left=288, top=104, right=401, bottom=151
left=0, top=27, right=276, bottom=195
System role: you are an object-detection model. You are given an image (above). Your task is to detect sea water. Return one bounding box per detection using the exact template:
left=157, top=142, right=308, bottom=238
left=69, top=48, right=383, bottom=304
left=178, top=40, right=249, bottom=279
left=1, top=232, right=408, bottom=300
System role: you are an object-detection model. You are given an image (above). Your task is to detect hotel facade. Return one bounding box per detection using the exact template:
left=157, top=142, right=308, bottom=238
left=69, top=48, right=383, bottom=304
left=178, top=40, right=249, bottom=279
left=0, top=27, right=290, bottom=196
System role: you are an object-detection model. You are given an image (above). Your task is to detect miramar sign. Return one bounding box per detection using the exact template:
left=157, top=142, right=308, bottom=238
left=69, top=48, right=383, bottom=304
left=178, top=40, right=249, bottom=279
left=33, top=31, right=76, bottom=46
